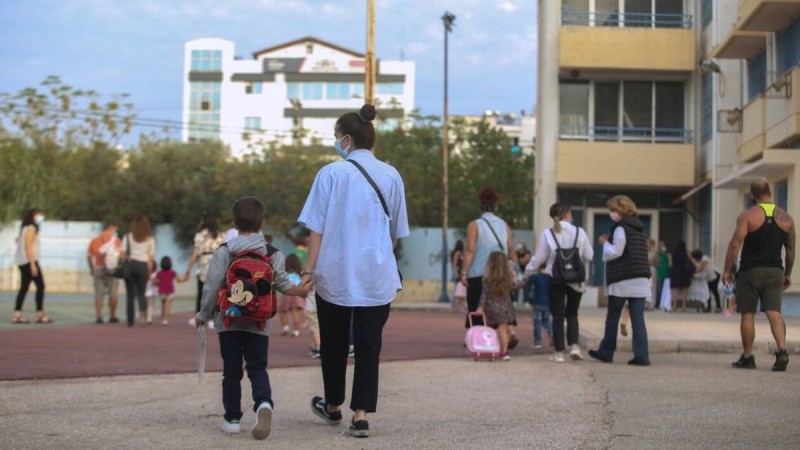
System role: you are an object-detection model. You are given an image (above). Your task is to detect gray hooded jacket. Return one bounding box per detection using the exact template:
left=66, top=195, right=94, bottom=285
left=196, top=233, right=291, bottom=336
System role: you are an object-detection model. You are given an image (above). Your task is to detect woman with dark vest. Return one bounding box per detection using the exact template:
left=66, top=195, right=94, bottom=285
left=589, top=196, right=651, bottom=366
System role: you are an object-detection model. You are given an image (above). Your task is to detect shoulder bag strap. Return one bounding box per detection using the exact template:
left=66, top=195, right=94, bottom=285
left=347, top=159, right=390, bottom=218
left=481, top=218, right=505, bottom=252
left=573, top=226, right=580, bottom=248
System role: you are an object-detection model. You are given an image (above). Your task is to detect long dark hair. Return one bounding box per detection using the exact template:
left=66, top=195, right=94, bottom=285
left=199, top=214, right=219, bottom=239
left=130, top=214, right=152, bottom=243
left=21, top=208, right=42, bottom=233
left=450, top=239, right=464, bottom=260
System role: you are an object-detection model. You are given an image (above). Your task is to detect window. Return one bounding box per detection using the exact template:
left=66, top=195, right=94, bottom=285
left=655, top=82, right=684, bottom=139
left=287, top=83, right=300, bottom=100
left=699, top=185, right=712, bottom=255
left=190, top=50, right=222, bottom=72
left=654, top=0, right=682, bottom=29
left=623, top=81, right=652, bottom=137
left=326, top=82, right=365, bottom=100
left=244, top=117, right=261, bottom=131
left=625, top=0, right=651, bottom=28
left=189, top=82, right=221, bottom=112
left=562, top=0, right=590, bottom=26
left=562, top=0, right=689, bottom=28
left=188, top=112, right=220, bottom=141
left=701, top=0, right=713, bottom=29
left=701, top=73, right=713, bottom=144
left=594, top=82, right=620, bottom=139
left=559, top=81, right=589, bottom=136
left=377, top=83, right=404, bottom=95
left=596, top=0, right=621, bottom=27
left=245, top=82, right=262, bottom=94
left=303, top=83, right=323, bottom=100
left=776, top=179, right=789, bottom=211
left=747, top=50, right=767, bottom=101
left=776, top=18, right=800, bottom=74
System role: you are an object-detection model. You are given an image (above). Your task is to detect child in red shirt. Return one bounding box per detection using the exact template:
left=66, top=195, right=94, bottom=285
left=155, top=256, right=188, bottom=325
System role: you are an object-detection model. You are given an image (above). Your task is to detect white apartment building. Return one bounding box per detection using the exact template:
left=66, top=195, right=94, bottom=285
left=537, top=0, right=800, bottom=315
left=181, top=36, right=415, bottom=157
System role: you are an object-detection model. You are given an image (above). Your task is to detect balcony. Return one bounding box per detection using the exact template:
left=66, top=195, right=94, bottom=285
left=560, top=11, right=695, bottom=72
left=710, top=30, right=766, bottom=59
left=556, top=138, right=694, bottom=187
left=766, top=66, right=800, bottom=148
left=739, top=96, right=767, bottom=163
left=738, top=0, right=800, bottom=32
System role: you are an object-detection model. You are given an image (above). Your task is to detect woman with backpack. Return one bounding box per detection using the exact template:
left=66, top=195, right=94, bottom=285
left=523, top=203, right=593, bottom=363
left=186, top=214, right=225, bottom=328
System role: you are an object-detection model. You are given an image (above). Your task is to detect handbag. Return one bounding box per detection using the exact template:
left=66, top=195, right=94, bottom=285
left=112, top=234, right=132, bottom=279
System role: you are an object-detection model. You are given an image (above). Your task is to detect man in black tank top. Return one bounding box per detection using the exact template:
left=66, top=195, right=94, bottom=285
left=723, top=179, right=795, bottom=371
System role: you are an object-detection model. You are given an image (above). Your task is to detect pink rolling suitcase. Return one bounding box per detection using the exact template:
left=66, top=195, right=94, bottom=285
left=465, top=313, right=500, bottom=361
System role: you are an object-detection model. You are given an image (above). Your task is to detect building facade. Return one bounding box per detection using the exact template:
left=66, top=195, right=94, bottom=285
left=181, top=36, right=415, bottom=157
left=537, top=0, right=800, bottom=314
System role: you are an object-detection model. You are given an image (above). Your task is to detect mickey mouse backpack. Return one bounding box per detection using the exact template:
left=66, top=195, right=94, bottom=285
left=216, top=244, right=276, bottom=330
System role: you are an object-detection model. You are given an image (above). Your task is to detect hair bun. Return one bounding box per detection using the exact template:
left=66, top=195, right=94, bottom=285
left=359, top=104, right=377, bottom=122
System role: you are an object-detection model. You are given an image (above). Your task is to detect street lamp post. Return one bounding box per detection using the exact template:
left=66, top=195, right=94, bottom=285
left=439, top=11, right=455, bottom=304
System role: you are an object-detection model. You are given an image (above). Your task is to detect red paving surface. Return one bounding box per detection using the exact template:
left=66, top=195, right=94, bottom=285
left=0, top=310, right=545, bottom=380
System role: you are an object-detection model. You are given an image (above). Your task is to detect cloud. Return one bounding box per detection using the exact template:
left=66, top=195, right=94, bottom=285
left=498, top=1, right=518, bottom=13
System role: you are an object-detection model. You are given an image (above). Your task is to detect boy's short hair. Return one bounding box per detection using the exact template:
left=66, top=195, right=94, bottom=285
left=232, top=197, right=265, bottom=233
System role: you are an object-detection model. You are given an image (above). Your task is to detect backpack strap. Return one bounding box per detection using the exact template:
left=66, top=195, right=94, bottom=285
left=481, top=218, right=505, bottom=252
left=550, top=227, right=581, bottom=250
left=348, top=159, right=390, bottom=218
left=549, top=229, right=562, bottom=251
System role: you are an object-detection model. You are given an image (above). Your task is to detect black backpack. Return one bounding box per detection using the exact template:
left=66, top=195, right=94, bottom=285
left=549, top=228, right=586, bottom=284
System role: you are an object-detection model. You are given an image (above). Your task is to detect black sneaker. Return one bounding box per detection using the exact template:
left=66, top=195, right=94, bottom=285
left=732, top=354, right=756, bottom=369
left=588, top=349, right=613, bottom=363
left=772, top=349, right=789, bottom=372
left=310, top=396, right=341, bottom=425
left=627, top=358, right=651, bottom=366
left=348, top=418, right=369, bottom=438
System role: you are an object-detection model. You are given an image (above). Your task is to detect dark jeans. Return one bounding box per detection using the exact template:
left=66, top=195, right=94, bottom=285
left=195, top=277, right=204, bottom=313
left=532, top=305, right=553, bottom=345
left=124, top=260, right=149, bottom=326
left=655, top=276, right=667, bottom=309
left=549, top=282, right=582, bottom=352
left=317, top=294, right=390, bottom=413
left=219, top=331, right=272, bottom=422
left=596, top=296, right=650, bottom=362
left=15, top=262, right=45, bottom=311
left=707, top=272, right=721, bottom=310
left=465, top=276, right=484, bottom=327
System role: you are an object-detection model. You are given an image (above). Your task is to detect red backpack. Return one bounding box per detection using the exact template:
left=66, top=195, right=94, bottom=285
left=216, top=246, right=276, bottom=330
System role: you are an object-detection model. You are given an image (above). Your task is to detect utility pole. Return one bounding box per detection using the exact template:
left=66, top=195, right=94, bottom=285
left=365, top=0, right=376, bottom=105
left=439, top=11, right=455, bottom=304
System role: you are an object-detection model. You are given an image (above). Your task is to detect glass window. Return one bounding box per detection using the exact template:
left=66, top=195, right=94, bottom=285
left=559, top=81, right=589, bottom=136
left=377, top=83, right=404, bottom=95
left=655, top=0, right=683, bottom=28
left=562, top=0, right=590, bottom=25
left=776, top=179, right=789, bottom=211
left=594, top=82, right=620, bottom=139
left=188, top=112, right=221, bottom=141
left=287, top=83, right=300, bottom=100
left=623, top=81, right=652, bottom=138
left=352, top=83, right=365, bottom=98
left=747, top=51, right=767, bottom=101
left=189, top=82, right=221, bottom=112
left=244, top=116, right=261, bottom=131
left=776, top=18, right=800, bottom=74
left=701, top=0, right=713, bottom=29
left=655, top=82, right=684, bottom=139
left=246, top=82, right=262, bottom=94
left=595, top=0, right=620, bottom=27
left=303, top=83, right=323, bottom=100
left=625, top=0, right=652, bottom=27
left=701, top=74, right=713, bottom=144
left=190, top=49, right=222, bottom=72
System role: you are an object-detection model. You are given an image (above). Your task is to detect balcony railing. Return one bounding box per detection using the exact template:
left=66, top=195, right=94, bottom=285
left=562, top=10, right=693, bottom=29
left=559, top=125, right=694, bottom=143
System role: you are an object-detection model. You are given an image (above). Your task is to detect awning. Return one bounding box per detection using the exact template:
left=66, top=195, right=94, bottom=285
left=710, top=30, right=766, bottom=59
left=673, top=179, right=711, bottom=205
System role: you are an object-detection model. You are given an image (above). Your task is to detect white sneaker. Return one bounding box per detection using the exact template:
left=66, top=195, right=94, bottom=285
left=188, top=317, right=196, bottom=327
left=291, top=330, right=300, bottom=337
left=222, top=419, right=241, bottom=434
left=207, top=321, right=215, bottom=330
left=570, top=344, right=583, bottom=361
left=161, top=319, right=169, bottom=326
left=281, top=325, right=291, bottom=336
left=551, top=352, right=565, bottom=363
left=252, top=402, right=272, bottom=440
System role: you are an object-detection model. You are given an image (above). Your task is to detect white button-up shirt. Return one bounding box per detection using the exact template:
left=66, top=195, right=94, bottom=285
left=298, top=149, right=410, bottom=307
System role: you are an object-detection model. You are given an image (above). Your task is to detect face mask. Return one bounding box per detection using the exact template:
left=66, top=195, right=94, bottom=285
left=568, top=217, right=574, bottom=225
left=609, top=212, right=622, bottom=222
left=34, top=215, right=45, bottom=226
left=334, top=136, right=348, bottom=159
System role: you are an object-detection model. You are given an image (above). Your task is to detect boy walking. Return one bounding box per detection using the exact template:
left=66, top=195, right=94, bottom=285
left=196, top=197, right=310, bottom=439
left=527, top=264, right=553, bottom=348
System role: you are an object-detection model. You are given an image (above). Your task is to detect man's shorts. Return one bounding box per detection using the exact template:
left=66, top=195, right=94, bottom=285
left=736, top=267, right=784, bottom=313
left=93, top=269, right=120, bottom=298
left=305, top=310, right=319, bottom=333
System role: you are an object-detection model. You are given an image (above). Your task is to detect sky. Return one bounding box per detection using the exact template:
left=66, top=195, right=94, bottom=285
left=0, top=0, right=538, bottom=144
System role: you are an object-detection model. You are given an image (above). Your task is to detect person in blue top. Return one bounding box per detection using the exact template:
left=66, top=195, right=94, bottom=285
left=527, top=263, right=553, bottom=349
left=299, top=104, right=410, bottom=438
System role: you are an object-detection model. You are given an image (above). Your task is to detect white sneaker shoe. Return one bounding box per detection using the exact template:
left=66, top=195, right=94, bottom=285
left=222, top=419, right=241, bottom=434
left=281, top=325, right=291, bottom=336
left=570, top=344, right=583, bottom=361
left=207, top=321, right=215, bottom=330
left=551, top=352, right=565, bottom=363
left=188, top=317, right=196, bottom=327
left=252, top=402, right=272, bottom=440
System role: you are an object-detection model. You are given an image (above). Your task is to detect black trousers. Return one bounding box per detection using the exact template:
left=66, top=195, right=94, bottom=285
left=195, top=277, right=204, bottom=313
left=316, top=294, right=390, bottom=413
left=15, top=262, right=45, bottom=311
left=124, top=260, right=149, bottom=326
left=707, top=272, right=722, bottom=310
left=549, top=282, right=583, bottom=352
left=465, top=276, right=484, bottom=327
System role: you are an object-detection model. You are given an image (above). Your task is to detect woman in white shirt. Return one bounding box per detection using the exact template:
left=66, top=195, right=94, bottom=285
left=121, top=214, right=155, bottom=327
left=12, top=208, right=51, bottom=324
left=523, top=203, right=593, bottom=362
left=588, top=196, right=651, bottom=366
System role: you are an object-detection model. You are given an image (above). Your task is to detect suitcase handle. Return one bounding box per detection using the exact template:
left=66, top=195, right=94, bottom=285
left=467, top=312, right=486, bottom=328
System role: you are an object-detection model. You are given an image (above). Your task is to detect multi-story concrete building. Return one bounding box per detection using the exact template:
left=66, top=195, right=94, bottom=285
left=536, top=0, right=800, bottom=313
left=181, top=36, right=415, bottom=157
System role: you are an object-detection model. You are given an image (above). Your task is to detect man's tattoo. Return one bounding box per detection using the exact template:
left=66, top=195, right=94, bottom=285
left=786, top=226, right=796, bottom=276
